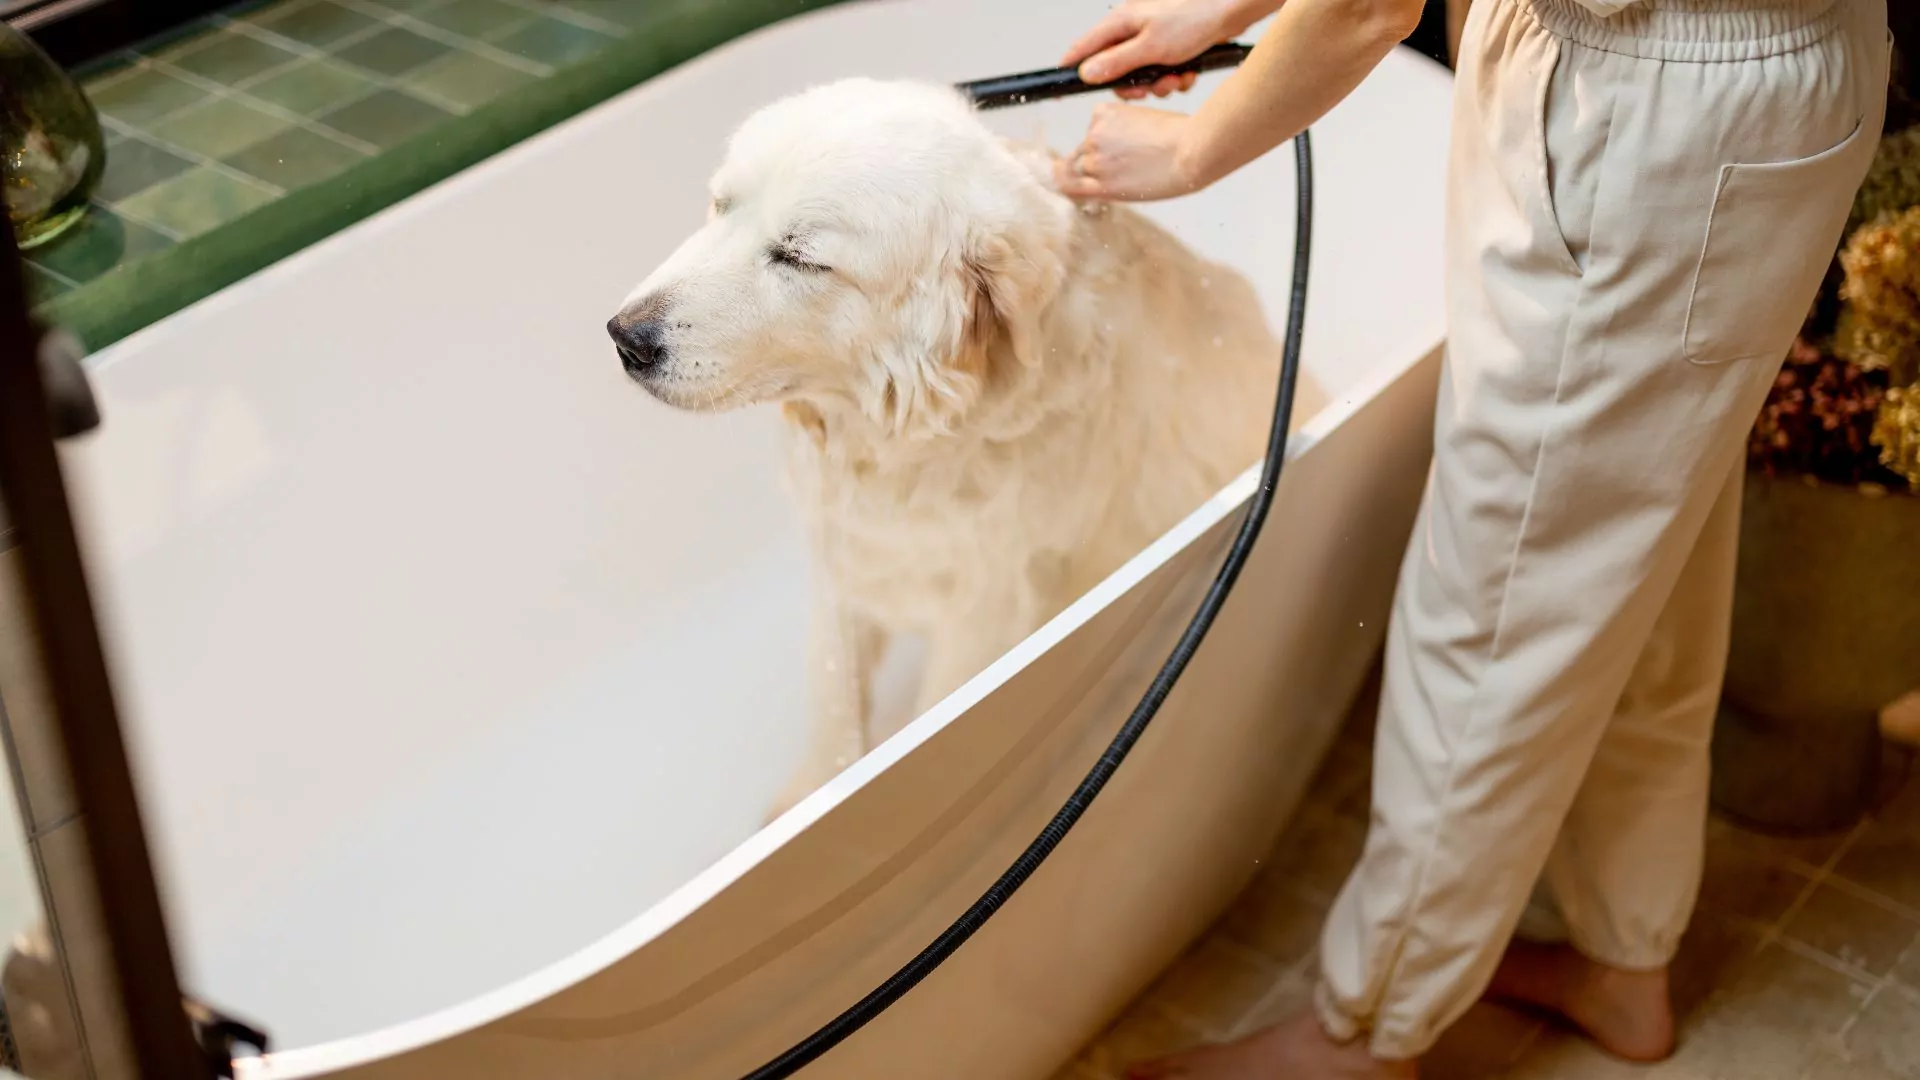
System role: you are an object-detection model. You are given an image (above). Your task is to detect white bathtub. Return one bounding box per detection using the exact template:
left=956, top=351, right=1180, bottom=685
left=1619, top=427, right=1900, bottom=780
left=48, top=1, right=1449, bottom=1076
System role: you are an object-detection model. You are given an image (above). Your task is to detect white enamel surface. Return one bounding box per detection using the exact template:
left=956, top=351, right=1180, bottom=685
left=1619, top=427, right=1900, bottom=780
left=52, top=0, right=1450, bottom=1072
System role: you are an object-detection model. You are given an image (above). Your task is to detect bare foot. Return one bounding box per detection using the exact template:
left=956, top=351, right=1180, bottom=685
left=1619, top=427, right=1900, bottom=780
left=1487, top=940, right=1675, bottom=1062
left=1127, top=1010, right=1418, bottom=1080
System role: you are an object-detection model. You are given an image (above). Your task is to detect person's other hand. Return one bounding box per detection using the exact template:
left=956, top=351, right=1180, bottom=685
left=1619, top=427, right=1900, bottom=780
left=1054, top=102, right=1205, bottom=202
left=1061, top=0, right=1250, bottom=99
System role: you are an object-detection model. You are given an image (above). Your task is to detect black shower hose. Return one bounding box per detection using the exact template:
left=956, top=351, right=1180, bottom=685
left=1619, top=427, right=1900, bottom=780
left=740, top=45, right=1310, bottom=1078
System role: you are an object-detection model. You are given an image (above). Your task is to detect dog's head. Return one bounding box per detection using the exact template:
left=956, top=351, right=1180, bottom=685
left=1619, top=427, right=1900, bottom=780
left=608, top=78, right=1072, bottom=439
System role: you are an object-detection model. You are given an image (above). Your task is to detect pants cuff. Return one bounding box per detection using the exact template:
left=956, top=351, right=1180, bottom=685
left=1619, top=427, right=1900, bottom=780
left=1312, top=978, right=1428, bottom=1061
left=1567, top=931, right=1677, bottom=974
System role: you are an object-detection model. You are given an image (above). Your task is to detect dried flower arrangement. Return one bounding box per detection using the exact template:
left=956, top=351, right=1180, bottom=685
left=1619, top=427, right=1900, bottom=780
left=1751, top=105, right=1920, bottom=493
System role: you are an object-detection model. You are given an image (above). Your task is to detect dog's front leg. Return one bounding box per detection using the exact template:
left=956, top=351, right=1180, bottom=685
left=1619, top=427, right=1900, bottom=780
left=768, top=595, right=882, bottom=822
left=913, top=588, right=1050, bottom=721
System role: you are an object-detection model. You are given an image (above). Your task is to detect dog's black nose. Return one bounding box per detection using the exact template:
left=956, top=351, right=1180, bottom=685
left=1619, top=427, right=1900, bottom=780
left=608, top=316, right=669, bottom=376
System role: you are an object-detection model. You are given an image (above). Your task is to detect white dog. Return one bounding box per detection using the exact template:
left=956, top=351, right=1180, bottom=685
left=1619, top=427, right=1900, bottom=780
left=610, top=79, right=1324, bottom=819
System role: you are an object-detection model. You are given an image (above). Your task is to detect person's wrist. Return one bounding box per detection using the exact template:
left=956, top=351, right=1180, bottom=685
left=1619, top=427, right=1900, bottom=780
left=1172, top=118, right=1221, bottom=194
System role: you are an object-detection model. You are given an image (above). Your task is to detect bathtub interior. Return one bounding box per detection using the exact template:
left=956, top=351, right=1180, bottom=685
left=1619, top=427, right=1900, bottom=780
left=48, top=0, right=1448, bottom=1058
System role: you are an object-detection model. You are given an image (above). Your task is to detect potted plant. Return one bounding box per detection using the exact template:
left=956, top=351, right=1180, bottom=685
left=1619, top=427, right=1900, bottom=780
left=1712, top=105, right=1920, bottom=836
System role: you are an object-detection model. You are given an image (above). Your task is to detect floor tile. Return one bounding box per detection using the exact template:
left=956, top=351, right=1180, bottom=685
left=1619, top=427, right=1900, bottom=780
left=403, top=49, right=534, bottom=110
left=93, top=136, right=195, bottom=203
left=24, top=208, right=174, bottom=285
left=1670, top=912, right=1764, bottom=1018
left=165, top=30, right=302, bottom=85
left=0, top=553, right=79, bottom=829
left=1500, top=1033, right=1696, bottom=1080
left=251, top=0, right=383, bottom=48
left=150, top=97, right=293, bottom=160
left=1705, top=812, right=1851, bottom=873
left=1782, top=882, right=1920, bottom=977
left=490, top=15, right=616, bottom=69
left=1227, top=965, right=1315, bottom=1038
left=1834, top=826, right=1920, bottom=911
left=407, top=0, right=531, bottom=40
left=84, top=67, right=210, bottom=127
left=1220, top=868, right=1326, bottom=966
left=115, top=167, right=277, bottom=239
left=222, top=127, right=368, bottom=190
left=1871, top=760, right=1920, bottom=834
left=1143, top=939, right=1283, bottom=1038
left=1840, top=987, right=1920, bottom=1079
left=1670, top=944, right=1870, bottom=1080
left=38, top=821, right=137, bottom=1080
left=314, top=88, right=452, bottom=149
left=335, top=26, right=455, bottom=76
left=1894, top=938, right=1920, bottom=991
left=1800, top=1046, right=1906, bottom=1080
left=1080, top=1006, right=1205, bottom=1077
left=1263, top=810, right=1367, bottom=903
left=1695, top=823, right=1815, bottom=926
left=243, top=58, right=380, bottom=116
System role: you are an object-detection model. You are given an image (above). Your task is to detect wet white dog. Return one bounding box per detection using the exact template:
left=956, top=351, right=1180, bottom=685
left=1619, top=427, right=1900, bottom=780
left=610, top=79, right=1324, bottom=820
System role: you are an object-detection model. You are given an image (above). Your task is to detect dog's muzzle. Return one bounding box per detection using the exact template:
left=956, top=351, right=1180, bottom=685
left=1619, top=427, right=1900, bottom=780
left=607, top=315, right=669, bottom=378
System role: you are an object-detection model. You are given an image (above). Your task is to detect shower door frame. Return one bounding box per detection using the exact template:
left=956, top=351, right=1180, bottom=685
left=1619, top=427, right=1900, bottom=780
left=0, top=230, right=212, bottom=1078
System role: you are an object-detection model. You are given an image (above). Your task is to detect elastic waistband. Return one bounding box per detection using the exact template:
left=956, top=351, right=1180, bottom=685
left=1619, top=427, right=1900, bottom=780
left=1525, top=0, right=1842, bottom=61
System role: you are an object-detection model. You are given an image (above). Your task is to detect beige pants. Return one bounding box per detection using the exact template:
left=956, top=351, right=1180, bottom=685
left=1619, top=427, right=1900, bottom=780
left=1315, top=0, right=1890, bottom=1059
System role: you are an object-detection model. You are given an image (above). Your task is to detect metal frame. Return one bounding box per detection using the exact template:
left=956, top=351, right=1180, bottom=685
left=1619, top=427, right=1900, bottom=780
left=0, top=227, right=210, bottom=1077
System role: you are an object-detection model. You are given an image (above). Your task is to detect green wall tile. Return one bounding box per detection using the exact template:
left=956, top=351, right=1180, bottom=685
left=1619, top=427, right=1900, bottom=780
left=550, top=0, right=657, bottom=31
left=245, top=59, right=381, bottom=117
left=315, top=89, right=452, bottom=148
left=251, top=1, right=382, bottom=48
left=492, top=17, right=617, bottom=69
left=404, top=51, right=534, bottom=111
left=224, top=128, right=368, bottom=190
left=151, top=97, right=294, bottom=159
left=26, top=210, right=174, bottom=285
left=94, top=137, right=196, bottom=203
left=86, top=68, right=210, bottom=126
left=335, top=27, right=455, bottom=76
left=410, top=0, right=531, bottom=40
left=168, top=31, right=302, bottom=85
left=24, top=262, right=72, bottom=306
left=117, top=168, right=277, bottom=239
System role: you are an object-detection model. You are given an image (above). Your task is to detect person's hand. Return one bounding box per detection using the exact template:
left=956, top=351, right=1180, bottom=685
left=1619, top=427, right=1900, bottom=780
left=1054, top=102, right=1207, bottom=202
left=1061, top=0, right=1257, bottom=99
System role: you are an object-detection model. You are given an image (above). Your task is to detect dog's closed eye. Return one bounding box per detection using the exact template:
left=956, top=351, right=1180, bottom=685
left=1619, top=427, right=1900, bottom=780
left=769, top=236, right=831, bottom=273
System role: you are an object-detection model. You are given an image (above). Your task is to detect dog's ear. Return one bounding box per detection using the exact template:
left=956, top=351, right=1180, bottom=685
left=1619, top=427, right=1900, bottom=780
left=961, top=187, right=1070, bottom=376
left=857, top=171, right=1070, bottom=441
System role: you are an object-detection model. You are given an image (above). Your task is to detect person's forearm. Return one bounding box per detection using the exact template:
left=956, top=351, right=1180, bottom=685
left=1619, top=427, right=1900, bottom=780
left=1221, top=0, right=1290, bottom=33
left=1179, top=0, right=1422, bottom=187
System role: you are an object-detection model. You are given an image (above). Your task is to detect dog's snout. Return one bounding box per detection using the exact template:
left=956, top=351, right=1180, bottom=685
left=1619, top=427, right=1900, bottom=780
left=608, top=314, right=669, bottom=377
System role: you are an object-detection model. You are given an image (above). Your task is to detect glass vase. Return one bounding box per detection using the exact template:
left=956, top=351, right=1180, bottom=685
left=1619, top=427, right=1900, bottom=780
left=0, top=21, right=104, bottom=250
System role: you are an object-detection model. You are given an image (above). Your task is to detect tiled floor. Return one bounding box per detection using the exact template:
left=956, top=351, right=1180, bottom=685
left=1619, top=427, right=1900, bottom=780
left=1057, top=667, right=1920, bottom=1080
left=24, top=0, right=659, bottom=305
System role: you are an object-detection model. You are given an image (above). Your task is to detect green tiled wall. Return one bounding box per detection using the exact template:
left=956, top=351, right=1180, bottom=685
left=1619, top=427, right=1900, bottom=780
left=22, top=0, right=659, bottom=306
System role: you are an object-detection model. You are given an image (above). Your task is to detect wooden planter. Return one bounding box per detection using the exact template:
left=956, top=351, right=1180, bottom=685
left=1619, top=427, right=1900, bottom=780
left=1713, top=474, right=1920, bottom=835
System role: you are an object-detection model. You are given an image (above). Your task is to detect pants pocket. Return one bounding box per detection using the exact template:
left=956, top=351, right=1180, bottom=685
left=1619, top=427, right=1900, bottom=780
left=1681, top=115, right=1878, bottom=366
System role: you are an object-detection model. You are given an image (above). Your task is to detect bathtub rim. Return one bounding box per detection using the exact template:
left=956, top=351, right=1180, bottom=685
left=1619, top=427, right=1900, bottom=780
left=227, top=316, right=1441, bottom=1079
